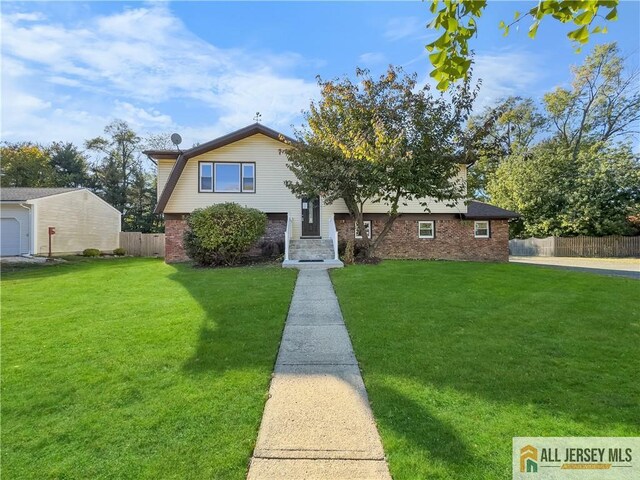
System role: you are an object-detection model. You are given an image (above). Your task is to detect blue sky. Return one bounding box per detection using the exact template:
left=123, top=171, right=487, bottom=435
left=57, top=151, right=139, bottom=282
left=1, top=1, right=639, bottom=148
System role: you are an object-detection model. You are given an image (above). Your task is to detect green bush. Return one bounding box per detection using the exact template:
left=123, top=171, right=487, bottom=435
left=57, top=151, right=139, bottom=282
left=259, top=240, right=284, bottom=258
left=82, top=248, right=101, bottom=257
left=113, top=248, right=126, bottom=256
left=184, top=203, right=267, bottom=266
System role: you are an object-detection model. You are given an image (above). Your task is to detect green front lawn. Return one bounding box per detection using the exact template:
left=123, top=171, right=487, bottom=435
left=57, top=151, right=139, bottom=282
left=1, top=258, right=296, bottom=479
left=331, top=261, right=640, bottom=480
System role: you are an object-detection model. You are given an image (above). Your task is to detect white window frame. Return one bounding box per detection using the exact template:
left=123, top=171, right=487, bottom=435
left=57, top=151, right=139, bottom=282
left=418, top=221, right=435, bottom=239
left=355, top=220, right=372, bottom=239
left=199, top=163, right=213, bottom=192
left=242, top=164, right=255, bottom=193
left=474, top=220, right=490, bottom=238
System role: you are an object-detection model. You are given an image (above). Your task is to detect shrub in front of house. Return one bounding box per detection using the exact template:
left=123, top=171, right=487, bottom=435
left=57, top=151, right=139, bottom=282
left=113, top=248, right=126, bottom=256
left=184, top=203, right=267, bottom=266
left=82, top=248, right=101, bottom=257
left=259, top=240, right=285, bottom=258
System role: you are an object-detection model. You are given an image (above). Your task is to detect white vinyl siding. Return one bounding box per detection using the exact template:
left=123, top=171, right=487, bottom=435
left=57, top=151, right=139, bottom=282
left=157, top=159, right=177, bottom=200
left=31, top=190, right=121, bottom=254
left=159, top=133, right=470, bottom=239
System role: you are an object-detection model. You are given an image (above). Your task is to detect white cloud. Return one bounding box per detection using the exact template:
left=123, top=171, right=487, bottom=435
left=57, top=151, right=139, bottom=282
left=473, top=51, right=544, bottom=110
left=0, top=4, right=319, bottom=146
left=4, top=12, right=46, bottom=22
left=384, top=16, right=425, bottom=41
left=113, top=101, right=173, bottom=128
left=358, top=52, right=386, bottom=66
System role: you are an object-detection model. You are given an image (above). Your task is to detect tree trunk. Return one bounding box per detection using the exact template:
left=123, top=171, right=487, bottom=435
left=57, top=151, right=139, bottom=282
left=369, top=213, right=400, bottom=257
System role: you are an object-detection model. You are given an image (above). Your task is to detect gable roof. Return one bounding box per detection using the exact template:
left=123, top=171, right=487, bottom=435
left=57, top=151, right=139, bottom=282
left=465, top=200, right=519, bottom=219
left=148, top=123, right=295, bottom=214
left=1, top=187, right=79, bottom=201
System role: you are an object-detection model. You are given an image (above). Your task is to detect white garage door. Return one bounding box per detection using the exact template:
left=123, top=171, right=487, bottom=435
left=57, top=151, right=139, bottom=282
left=1, top=218, right=21, bottom=256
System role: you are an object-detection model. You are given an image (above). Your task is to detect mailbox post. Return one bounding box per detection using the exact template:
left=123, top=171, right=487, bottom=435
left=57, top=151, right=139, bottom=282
left=48, top=227, right=56, bottom=257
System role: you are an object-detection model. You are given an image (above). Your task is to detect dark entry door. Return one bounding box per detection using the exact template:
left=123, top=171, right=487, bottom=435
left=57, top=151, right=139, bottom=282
left=301, top=197, right=320, bottom=237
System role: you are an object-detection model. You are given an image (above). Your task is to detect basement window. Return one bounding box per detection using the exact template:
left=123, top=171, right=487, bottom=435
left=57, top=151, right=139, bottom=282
left=355, top=220, right=372, bottom=239
left=418, top=221, right=435, bottom=239
left=474, top=221, right=490, bottom=238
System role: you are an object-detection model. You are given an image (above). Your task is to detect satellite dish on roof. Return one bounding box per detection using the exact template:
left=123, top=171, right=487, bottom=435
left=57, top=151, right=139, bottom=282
left=170, top=133, right=182, bottom=146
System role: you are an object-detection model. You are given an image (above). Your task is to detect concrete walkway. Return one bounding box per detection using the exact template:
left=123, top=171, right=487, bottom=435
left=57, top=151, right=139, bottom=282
left=247, top=269, right=391, bottom=480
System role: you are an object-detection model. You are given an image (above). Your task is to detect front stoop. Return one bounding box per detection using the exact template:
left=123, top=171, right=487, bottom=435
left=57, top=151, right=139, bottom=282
left=285, top=238, right=343, bottom=268
left=282, top=259, right=343, bottom=269
left=289, top=239, right=335, bottom=261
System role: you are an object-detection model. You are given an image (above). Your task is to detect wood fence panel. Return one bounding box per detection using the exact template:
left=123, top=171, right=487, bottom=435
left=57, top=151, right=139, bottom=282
left=555, top=235, right=640, bottom=257
left=509, top=237, right=555, bottom=256
left=511, top=235, right=640, bottom=258
left=119, top=232, right=165, bottom=257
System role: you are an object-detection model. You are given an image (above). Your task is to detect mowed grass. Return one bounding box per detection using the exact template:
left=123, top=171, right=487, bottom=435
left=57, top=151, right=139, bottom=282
left=1, top=258, right=297, bottom=479
left=331, top=261, right=640, bottom=480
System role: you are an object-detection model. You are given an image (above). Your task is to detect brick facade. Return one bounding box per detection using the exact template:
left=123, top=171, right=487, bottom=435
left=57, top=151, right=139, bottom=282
left=164, top=213, right=287, bottom=263
left=335, top=214, right=509, bottom=262
left=165, top=214, right=190, bottom=263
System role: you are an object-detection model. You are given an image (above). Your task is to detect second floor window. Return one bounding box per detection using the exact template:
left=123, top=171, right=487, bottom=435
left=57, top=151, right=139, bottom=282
left=200, top=162, right=255, bottom=193
left=200, top=163, right=213, bottom=192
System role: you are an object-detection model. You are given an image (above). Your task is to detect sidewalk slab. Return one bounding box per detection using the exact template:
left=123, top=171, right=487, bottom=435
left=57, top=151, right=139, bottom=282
left=293, top=283, right=337, bottom=299
left=247, top=458, right=392, bottom=480
left=253, top=364, right=385, bottom=460
left=288, top=298, right=342, bottom=316
left=286, top=310, right=344, bottom=326
left=276, top=325, right=357, bottom=365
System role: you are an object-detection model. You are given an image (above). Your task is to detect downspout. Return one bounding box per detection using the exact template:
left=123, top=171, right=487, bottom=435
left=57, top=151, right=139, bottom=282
left=18, top=202, right=33, bottom=256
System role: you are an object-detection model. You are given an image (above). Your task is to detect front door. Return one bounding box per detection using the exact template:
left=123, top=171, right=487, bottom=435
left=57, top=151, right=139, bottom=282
left=301, top=197, right=320, bottom=237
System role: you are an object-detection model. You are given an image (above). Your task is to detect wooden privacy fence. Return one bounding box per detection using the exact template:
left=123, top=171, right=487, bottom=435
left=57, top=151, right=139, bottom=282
left=508, top=237, right=555, bottom=256
left=119, top=232, right=165, bottom=257
left=510, top=235, right=640, bottom=258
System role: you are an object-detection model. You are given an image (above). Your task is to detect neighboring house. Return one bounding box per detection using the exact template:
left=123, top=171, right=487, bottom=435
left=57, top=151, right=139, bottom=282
left=0, top=188, right=121, bottom=256
left=146, top=123, right=518, bottom=265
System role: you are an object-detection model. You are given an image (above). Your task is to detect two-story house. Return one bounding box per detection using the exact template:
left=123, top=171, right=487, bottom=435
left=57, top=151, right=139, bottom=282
left=145, top=123, right=518, bottom=264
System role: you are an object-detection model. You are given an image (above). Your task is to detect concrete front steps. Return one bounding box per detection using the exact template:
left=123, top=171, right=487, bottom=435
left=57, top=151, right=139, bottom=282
left=283, top=239, right=343, bottom=269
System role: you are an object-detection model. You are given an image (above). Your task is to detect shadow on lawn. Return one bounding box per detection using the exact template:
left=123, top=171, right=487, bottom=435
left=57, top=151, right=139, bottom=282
left=371, top=381, right=479, bottom=468
left=333, top=262, right=640, bottom=434
left=0, top=256, right=153, bottom=280
left=168, top=263, right=296, bottom=376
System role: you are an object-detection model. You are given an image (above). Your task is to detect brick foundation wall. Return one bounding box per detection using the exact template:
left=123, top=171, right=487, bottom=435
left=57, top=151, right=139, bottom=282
left=163, top=213, right=287, bottom=263
left=335, top=214, right=509, bottom=262
left=165, top=214, right=190, bottom=263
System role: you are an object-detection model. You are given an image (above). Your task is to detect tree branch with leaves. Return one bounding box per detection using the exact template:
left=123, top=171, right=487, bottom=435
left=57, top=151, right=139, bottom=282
left=426, top=0, right=619, bottom=90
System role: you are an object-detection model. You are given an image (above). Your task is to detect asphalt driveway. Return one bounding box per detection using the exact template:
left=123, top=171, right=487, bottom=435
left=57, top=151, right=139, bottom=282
left=510, top=256, right=640, bottom=280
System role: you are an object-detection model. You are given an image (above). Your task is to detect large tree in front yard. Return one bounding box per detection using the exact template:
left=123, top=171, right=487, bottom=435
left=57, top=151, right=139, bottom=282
left=285, top=66, right=477, bottom=256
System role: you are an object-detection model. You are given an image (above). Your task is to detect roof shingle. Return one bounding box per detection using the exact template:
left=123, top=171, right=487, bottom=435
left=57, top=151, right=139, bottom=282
left=465, top=200, right=519, bottom=219
left=1, top=188, right=80, bottom=201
